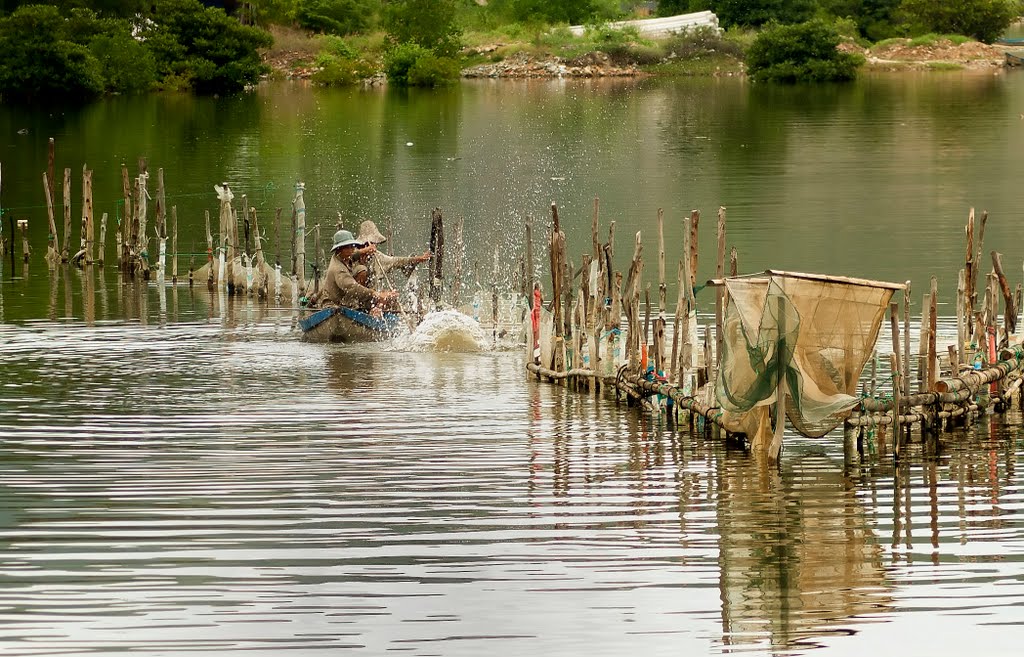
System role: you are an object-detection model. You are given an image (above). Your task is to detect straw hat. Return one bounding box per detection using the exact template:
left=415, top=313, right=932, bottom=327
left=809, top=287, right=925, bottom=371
left=330, top=229, right=363, bottom=251
left=356, top=220, right=387, bottom=245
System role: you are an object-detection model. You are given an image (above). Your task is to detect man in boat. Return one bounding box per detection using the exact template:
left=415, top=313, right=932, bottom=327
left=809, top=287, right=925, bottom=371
left=352, top=220, right=431, bottom=290
left=320, top=229, right=398, bottom=314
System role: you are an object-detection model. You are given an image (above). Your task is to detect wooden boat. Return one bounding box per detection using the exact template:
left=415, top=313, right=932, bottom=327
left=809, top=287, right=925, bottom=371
left=298, top=305, right=404, bottom=343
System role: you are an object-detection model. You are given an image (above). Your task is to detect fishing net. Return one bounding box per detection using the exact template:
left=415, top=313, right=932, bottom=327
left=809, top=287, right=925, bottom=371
left=716, top=272, right=897, bottom=439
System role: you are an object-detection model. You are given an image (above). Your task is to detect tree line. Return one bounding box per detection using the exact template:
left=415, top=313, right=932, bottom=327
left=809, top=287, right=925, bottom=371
left=1, top=1, right=1021, bottom=100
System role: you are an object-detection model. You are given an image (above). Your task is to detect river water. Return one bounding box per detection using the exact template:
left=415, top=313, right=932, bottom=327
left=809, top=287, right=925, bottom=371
left=1, top=74, right=1023, bottom=656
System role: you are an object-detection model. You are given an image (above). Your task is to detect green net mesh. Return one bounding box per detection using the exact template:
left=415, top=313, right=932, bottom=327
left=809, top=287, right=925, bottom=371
left=716, top=273, right=896, bottom=439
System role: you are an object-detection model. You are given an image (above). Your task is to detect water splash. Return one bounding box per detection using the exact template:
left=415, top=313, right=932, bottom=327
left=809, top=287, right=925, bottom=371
left=391, top=310, right=487, bottom=352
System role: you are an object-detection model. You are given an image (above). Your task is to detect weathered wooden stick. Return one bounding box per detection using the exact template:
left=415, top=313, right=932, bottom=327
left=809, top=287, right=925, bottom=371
left=120, top=164, right=132, bottom=273
left=42, top=172, right=58, bottom=263
left=890, top=303, right=902, bottom=386
left=62, top=167, right=71, bottom=263
left=889, top=352, right=902, bottom=457
left=974, top=210, right=988, bottom=326
left=918, top=291, right=930, bottom=393
left=83, top=167, right=94, bottom=264
left=591, top=197, right=600, bottom=260
left=98, top=212, right=107, bottom=266
left=155, top=168, right=166, bottom=245
left=525, top=216, right=534, bottom=305
left=18, top=218, right=29, bottom=262
left=657, top=207, right=666, bottom=314
left=992, top=251, right=1016, bottom=334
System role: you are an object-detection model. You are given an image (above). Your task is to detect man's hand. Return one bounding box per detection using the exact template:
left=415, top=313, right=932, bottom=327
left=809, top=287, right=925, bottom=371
left=415, top=251, right=432, bottom=264
left=375, top=290, right=398, bottom=303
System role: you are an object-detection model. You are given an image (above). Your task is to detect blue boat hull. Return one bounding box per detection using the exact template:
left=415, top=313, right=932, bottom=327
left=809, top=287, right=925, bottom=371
left=299, top=306, right=403, bottom=343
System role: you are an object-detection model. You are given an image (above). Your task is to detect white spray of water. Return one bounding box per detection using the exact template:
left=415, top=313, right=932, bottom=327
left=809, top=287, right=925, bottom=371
left=391, top=310, right=487, bottom=352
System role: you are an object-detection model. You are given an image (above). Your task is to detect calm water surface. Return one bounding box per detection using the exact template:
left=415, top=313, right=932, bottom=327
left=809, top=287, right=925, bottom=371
left=1, top=73, right=1023, bottom=655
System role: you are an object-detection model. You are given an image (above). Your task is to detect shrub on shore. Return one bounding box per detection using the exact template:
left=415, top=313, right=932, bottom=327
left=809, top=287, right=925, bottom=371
left=746, top=19, right=862, bottom=82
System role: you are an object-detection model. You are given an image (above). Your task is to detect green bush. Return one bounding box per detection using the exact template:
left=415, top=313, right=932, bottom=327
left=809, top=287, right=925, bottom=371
left=900, top=0, right=1018, bottom=44
left=90, top=31, right=156, bottom=93
left=383, top=0, right=462, bottom=56
left=747, top=19, right=862, bottom=82
left=0, top=4, right=105, bottom=101
left=294, top=0, right=377, bottom=36
left=407, top=53, right=460, bottom=86
left=312, top=51, right=375, bottom=85
left=142, top=0, right=272, bottom=94
left=385, top=42, right=459, bottom=86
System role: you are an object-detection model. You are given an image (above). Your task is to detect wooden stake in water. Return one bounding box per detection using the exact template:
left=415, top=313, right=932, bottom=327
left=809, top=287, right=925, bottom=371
left=98, top=212, right=107, bottom=266
left=903, top=281, right=911, bottom=397
left=62, top=167, right=71, bottom=263
left=992, top=251, right=1016, bottom=335
left=42, top=172, right=58, bottom=265
left=549, top=203, right=563, bottom=338
left=964, top=208, right=975, bottom=341
left=525, top=215, right=534, bottom=305
left=83, top=166, right=94, bottom=264
left=928, top=276, right=938, bottom=391
left=429, top=207, right=444, bottom=305
left=715, top=206, right=726, bottom=367
left=120, top=164, right=132, bottom=274
left=592, top=197, right=600, bottom=260
left=890, top=352, right=902, bottom=459
left=657, top=207, right=666, bottom=314
left=689, top=209, right=700, bottom=289
left=171, top=206, right=178, bottom=284
left=18, top=219, right=29, bottom=263
left=294, top=182, right=307, bottom=291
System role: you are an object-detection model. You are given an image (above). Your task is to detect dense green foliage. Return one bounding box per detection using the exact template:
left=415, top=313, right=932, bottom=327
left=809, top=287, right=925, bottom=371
left=383, top=0, right=461, bottom=56
left=143, top=0, right=272, bottom=93
left=384, top=41, right=457, bottom=87
left=293, top=0, right=376, bottom=35
left=900, top=0, right=1019, bottom=43
left=747, top=19, right=861, bottom=82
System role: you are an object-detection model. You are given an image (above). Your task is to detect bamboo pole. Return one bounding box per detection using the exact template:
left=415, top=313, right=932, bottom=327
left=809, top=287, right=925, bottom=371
left=956, top=268, right=966, bottom=369
left=643, top=283, right=652, bottom=348
left=657, top=207, right=666, bottom=313
left=889, top=353, right=903, bottom=457
left=974, top=210, right=988, bottom=336
left=171, top=206, right=178, bottom=284
left=715, top=206, right=726, bottom=367
left=671, top=258, right=685, bottom=385
left=592, top=197, right=600, bottom=260
left=294, top=182, right=306, bottom=291
left=689, top=209, right=699, bottom=288
left=550, top=203, right=562, bottom=338
left=890, top=303, right=902, bottom=389
left=47, top=138, right=55, bottom=217
left=525, top=216, right=534, bottom=303
left=964, top=208, right=975, bottom=341
left=769, top=293, right=786, bottom=460
left=903, top=282, right=911, bottom=396
left=61, top=167, right=71, bottom=263
left=928, top=276, right=938, bottom=391
left=83, top=167, right=93, bottom=264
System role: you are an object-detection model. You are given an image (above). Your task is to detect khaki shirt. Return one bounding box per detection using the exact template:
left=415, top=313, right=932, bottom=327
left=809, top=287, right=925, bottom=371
left=322, top=254, right=376, bottom=309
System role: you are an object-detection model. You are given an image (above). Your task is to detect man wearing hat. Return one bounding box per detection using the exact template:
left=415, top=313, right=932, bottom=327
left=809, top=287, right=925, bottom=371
left=353, top=220, right=431, bottom=291
left=320, top=229, right=397, bottom=313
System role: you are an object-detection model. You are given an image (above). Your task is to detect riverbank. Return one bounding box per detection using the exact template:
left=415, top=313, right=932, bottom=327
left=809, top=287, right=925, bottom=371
left=266, top=37, right=1017, bottom=83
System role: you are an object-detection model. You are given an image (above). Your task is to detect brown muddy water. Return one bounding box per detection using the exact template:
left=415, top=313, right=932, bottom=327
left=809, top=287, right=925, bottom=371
left=2, top=74, right=1024, bottom=655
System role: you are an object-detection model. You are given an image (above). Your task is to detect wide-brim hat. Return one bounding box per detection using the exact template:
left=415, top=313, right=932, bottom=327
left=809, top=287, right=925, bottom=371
left=331, top=229, right=364, bottom=251
left=357, top=220, right=387, bottom=245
